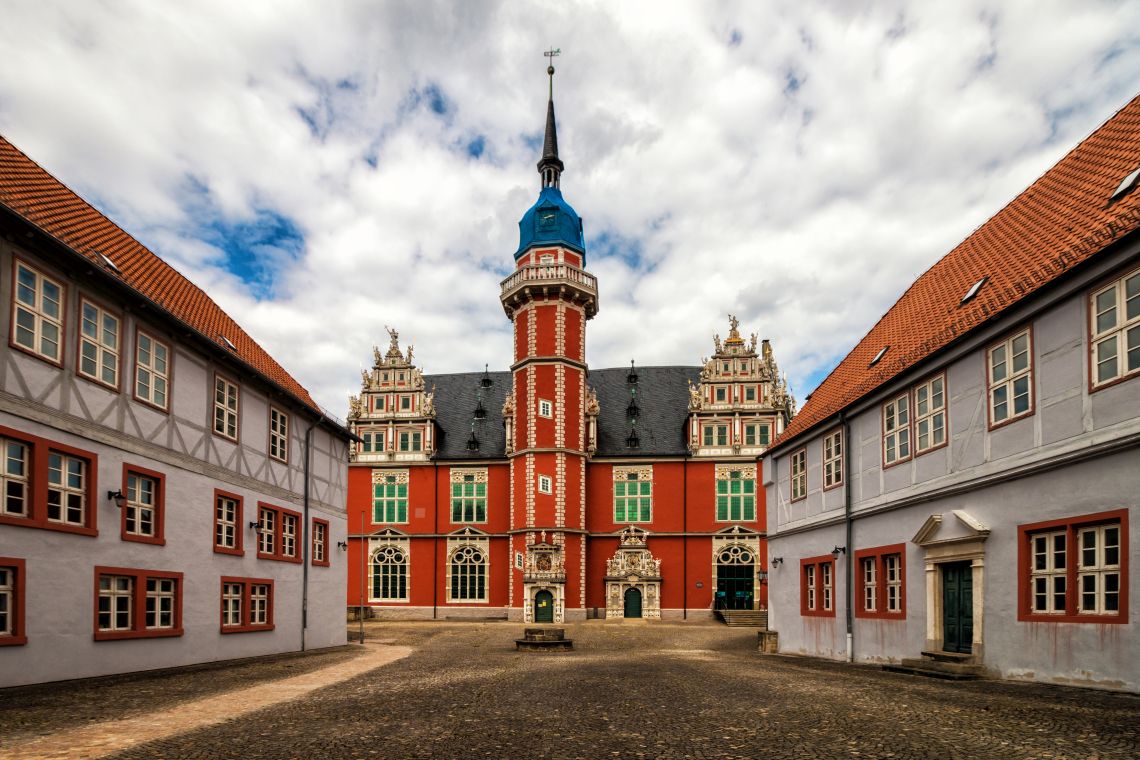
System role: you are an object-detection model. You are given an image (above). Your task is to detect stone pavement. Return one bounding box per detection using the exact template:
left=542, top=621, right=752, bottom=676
left=3, top=621, right=1138, bottom=759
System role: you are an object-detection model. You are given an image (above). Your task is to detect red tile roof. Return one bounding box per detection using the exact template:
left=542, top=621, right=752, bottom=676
left=0, top=134, right=320, bottom=412
left=772, top=95, right=1140, bottom=452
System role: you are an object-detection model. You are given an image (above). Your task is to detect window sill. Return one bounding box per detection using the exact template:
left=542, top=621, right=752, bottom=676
left=1018, top=612, right=1128, bottom=624
left=855, top=610, right=906, bottom=621
left=312, top=559, right=331, bottom=567
left=0, top=635, right=28, bottom=647
left=256, top=552, right=303, bottom=564
left=800, top=609, right=837, bottom=618
left=95, top=628, right=184, bottom=641
left=0, top=515, right=98, bottom=537
left=221, top=624, right=275, bottom=634
left=122, top=533, right=165, bottom=546
left=213, top=545, right=245, bottom=557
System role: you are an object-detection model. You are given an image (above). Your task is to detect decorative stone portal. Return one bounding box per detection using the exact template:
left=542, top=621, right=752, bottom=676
left=523, top=536, right=566, bottom=623
left=605, top=527, right=662, bottom=619
left=912, top=510, right=990, bottom=663
left=712, top=525, right=762, bottom=611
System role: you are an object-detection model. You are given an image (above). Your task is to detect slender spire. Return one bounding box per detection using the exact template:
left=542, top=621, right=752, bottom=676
left=538, top=48, right=564, bottom=189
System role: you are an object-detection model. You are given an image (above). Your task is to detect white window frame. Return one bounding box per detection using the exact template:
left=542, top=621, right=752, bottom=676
left=0, top=566, right=14, bottom=637
left=537, top=474, right=553, bottom=494
left=78, top=298, right=121, bottom=389
left=862, top=557, right=877, bottom=612
left=1090, top=266, right=1140, bottom=388
left=821, top=563, right=833, bottom=611
left=538, top=398, right=553, bottom=418
left=882, top=393, right=911, bottom=465
left=987, top=329, right=1033, bottom=426
left=135, top=331, right=170, bottom=410
left=258, top=507, right=277, bottom=555
left=447, top=544, right=488, bottom=602
left=1029, top=529, right=1067, bottom=615
left=1077, top=524, right=1121, bottom=615
left=613, top=467, right=652, bottom=523
left=11, top=259, right=64, bottom=363
left=805, top=565, right=816, bottom=610
left=281, top=513, right=298, bottom=558
left=125, top=472, right=157, bottom=538
left=250, top=584, right=270, bottom=625
left=269, top=407, right=289, bottom=463
left=98, top=575, right=133, bottom=632
left=215, top=495, right=239, bottom=551
left=222, top=582, right=243, bottom=627
left=885, top=554, right=903, bottom=613
left=312, top=522, right=327, bottom=563
left=47, top=452, right=86, bottom=526
left=823, top=429, right=842, bottom=489
left=914, top=375, right=946, bottom=454
left=145, top=577, right=176, bottom=629
left=790, top=448, right=806, bottom=501
left=213, top=375, right=239, bottom=441
left=1, top=438, right=30, bottom=517
left=371, top=544, right=409, bottom=602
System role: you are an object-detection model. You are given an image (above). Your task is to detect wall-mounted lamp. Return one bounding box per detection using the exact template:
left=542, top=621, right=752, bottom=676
left=249, top=520, right=261, bottom=531
left=106, top=490, right=126, bottom=507
left=770, top=557, right=783, bottom=567
left=832, top=545, right=846, bottom=558
left=757, top=569, right=768, bottom=583
left=337, top=541, right=349, bottom=551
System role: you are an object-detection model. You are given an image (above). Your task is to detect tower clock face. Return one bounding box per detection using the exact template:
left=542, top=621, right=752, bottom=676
left=537, top=209, right=557, bottom=230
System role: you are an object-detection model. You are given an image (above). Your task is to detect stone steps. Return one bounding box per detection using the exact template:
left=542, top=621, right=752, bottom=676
left=717, top=610, right=769, bottom=628
left=882, top=655, right=985, bottom=681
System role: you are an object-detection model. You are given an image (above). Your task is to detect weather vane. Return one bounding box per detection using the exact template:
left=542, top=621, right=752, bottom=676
left=544, top=47, right=561, bottom=98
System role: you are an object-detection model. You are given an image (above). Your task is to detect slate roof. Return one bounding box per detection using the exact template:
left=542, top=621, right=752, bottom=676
left=769, top=94, right=1140, bottom=454
left=426, top=365, right=701, bottom=459
left=0, top=134, right=322, bottom=414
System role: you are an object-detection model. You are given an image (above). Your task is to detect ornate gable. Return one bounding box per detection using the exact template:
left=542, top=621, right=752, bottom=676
left=687, top=315, right=796, bottom=457
left=348, top=327, right=436, bottom=462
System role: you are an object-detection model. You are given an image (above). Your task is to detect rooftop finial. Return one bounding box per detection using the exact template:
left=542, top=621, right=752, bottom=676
left=544, top=47, right=560, bottom=99
left=538, top=48, right=564, bottom=189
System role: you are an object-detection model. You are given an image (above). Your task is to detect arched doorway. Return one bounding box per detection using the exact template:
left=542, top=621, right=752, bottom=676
left=534, top=590, right=554, bottom=623
left=624, top=587, right=643, bottom=618
left=716, top=545, right=755, bottom=610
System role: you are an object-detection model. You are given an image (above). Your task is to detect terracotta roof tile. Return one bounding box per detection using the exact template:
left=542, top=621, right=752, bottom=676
left=772, top=95, right=1140, bottom=451
left=0, top=135, right=319, bottom=412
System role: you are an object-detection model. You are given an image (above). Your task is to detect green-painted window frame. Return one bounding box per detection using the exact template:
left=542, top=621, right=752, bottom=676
left=614, top=477, right=652, bottom=522
left=451, top=476, right=487, bottom=523
left=373, top=477, right=408, bottom=523
left=715, top=471, right=755, bottom=521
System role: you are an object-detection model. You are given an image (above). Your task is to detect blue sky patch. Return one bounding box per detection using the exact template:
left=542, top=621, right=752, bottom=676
left=203, top=209, right=305, bottom=300
left=589, top=229, right=646, bottom=270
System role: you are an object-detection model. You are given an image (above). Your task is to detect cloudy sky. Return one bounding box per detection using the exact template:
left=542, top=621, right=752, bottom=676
left=1, top=1, right=1137, bottom=415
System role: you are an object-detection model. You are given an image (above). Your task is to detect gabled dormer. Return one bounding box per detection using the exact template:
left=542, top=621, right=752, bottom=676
left=687, top=315, right=796, bottom=457
left=348, top=327, right=436, bottom=462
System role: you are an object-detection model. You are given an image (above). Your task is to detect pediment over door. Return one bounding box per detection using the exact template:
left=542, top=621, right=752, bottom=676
left=912, top=510, right=990, bottom=548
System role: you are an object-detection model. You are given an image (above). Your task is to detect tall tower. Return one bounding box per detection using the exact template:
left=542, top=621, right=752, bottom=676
left=500, top=61, right=598, bottom=622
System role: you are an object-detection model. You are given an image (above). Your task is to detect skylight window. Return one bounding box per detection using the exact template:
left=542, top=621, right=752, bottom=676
left=98, top=252, right=120, bottom=273
left=869, top=346, right=889, bottom=367
left=1110, top=167, right=1140, bottom=202
left=960, top=276, right=988, bottom=305
left=220, top=335, right=237, bottom=351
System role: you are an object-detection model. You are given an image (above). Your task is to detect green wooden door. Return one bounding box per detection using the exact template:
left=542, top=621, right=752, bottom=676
left=942, top=562, right=973, bottom=654
left=623, top=588, right=642, bottom=618
left=534, top=590, right=554, bottom=623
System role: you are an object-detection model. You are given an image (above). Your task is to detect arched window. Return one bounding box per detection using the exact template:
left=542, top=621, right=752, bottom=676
left=371, top=546, right=407, bottom=601
left=449, top=545, right=487, bottom=601
left=717, top=545, right=754, bottom=565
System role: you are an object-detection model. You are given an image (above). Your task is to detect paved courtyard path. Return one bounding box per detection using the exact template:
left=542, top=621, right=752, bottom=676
left=4, top=622, right=1138, bottom=759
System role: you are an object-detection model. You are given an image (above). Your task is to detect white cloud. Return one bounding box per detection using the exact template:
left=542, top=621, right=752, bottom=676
left=1, top=0, right=1137, bottom=414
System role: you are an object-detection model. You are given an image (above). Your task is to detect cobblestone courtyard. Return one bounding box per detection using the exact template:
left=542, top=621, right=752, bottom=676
left=4, top=621, right=1138, bottom=759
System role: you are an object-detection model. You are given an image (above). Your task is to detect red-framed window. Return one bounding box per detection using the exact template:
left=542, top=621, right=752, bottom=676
left=257, top=503, right=302, bottom=563
left=0, top=425, right=98, bottom=537
left=312, top=518, right=330, bottom=566
left=854, top=544, right=906, bottom=620
left=220, top=576, right=274, bottom=633
left=0, top=557, right=27, bottom=646
left=1017, top=509, right=1128, bottom=624
left=213, top=489, right=244, bottom=556
left=93, top=566, right=183, bottom=640
left=882, top=392, right=911, bottom=466
left=1089, top=265, right=1140, bottom=391
left=120, top=464, right=165, bottom=545
left=800, top=555, right=836, bottom=617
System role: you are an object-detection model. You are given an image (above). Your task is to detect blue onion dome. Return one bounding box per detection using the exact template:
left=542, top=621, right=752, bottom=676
left=516, top=186, right=585, bottom=259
